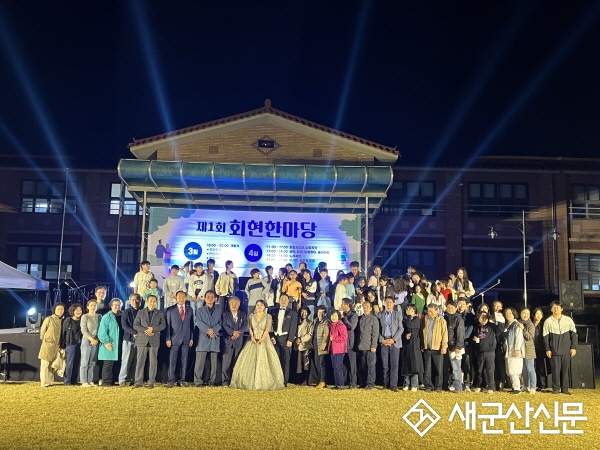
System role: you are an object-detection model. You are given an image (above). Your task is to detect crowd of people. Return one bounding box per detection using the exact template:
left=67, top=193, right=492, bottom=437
left=37, top=260, right=579, bottom=395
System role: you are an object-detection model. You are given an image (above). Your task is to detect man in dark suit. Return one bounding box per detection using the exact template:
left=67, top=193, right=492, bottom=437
left=221, top=295, right=248, bottom=387
left=164, top=290, right=194, bottom=387
left=341, top=298, right=359, bottom=389
left=132, top=295, right=166, bottom=388
left=194, top=290, right=222, bottom=387
left=270, top=294, right=298, bottom=387
left=378, top=296, right=404, bottom=392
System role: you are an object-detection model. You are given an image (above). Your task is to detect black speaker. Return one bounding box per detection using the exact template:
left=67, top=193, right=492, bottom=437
left=559, top=280, right=584, bottom=310
left=570, top=343, right=595, bottom=389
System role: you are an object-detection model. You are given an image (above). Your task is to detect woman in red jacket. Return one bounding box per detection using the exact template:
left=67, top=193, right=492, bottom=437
left=329, top=310, right=348, bottom=390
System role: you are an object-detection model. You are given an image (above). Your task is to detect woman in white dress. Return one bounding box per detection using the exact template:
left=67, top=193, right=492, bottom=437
left=230, top=300, right=285, bottom=390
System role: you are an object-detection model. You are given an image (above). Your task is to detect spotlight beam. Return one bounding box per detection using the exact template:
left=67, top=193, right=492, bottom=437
left=130, top=0, right=178, bottom=159
left=0, top=8, right=130, bottom=285
left=374, top=1, right=536, bottom=259
left=382, top=2, right=600, bottom=269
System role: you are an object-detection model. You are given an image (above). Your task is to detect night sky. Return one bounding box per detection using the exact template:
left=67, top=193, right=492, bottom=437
left=1, top=1, right=599, bottom=169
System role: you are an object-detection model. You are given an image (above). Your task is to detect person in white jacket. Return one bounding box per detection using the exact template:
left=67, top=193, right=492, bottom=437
left=504, top=307, right=525, bottom=394
left=215, top=260, right=238, bottom=311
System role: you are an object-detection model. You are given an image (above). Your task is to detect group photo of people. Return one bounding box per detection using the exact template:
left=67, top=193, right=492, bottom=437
left=38, top=259, right=578, bottom=395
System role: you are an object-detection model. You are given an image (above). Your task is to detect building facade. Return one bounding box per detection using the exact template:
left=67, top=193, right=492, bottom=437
left=1, top=104, right=599, bottom=325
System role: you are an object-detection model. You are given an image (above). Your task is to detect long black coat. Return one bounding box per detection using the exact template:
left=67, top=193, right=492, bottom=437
left=401, top=315, right=424, bottom=376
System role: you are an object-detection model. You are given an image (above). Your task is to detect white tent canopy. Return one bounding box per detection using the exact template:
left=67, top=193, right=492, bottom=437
left=0, top=261, right=49, bottom=291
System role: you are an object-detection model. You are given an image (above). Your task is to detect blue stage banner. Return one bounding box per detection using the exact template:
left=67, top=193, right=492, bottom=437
left=148, top=207, right=361, bottom=276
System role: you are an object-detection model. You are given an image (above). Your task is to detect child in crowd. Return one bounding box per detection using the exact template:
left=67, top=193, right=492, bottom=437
left=301, top=269, right=317, bottom=319
left=345, top=274, right=356, bottom=301
left=283, top=270, right=303, bottom=309
left=317, top=268, right=332, bottom=311
left=145, top=278, right=161, bottom=310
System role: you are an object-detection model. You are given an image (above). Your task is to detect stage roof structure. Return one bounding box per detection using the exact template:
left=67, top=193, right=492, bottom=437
left=118, top=159, right=393, bottom=216
left=0, top=261, right=49, bottom=291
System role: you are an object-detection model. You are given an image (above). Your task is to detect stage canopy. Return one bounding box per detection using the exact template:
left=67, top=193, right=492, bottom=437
left=0, top=261, right=49, bottom=291
left=118, top=159, right=393, bottom=216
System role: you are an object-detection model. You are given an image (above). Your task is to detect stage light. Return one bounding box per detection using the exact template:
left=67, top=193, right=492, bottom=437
left=26, top=308, right=42, bottom=333
left=129, top=281, right=136, bottom=288
left=488, top=226, right=498, bottom=239
left=550, top=228, right=561, bottom=240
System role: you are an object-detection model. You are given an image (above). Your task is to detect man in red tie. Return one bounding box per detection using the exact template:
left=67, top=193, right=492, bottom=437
left=165, top=290, right=194, bottom=387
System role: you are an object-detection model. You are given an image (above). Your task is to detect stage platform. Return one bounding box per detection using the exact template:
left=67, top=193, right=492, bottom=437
left=0, top=328, right=43, bottom=381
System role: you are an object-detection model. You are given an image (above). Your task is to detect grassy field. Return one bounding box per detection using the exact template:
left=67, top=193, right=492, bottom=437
left=0, top=382, right=598, bottom=450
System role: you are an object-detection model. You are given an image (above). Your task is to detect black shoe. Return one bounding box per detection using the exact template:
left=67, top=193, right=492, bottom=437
left=178, top=382, right=189, bottom=387
left=166, top=383, right=174, bottom=388
left=365, top=386, right=374, bottom=391
left=348, top=385, right=356, bottom=390
left=195, top=383, right=204, bottom=388
left=147, top=384, right=154, bottom=389
left=390, top=387, right=399, bottom=392
left=435, top=389, right=442, bottom=393
left=425, top=388, right=432, bottom=393
left=335, top=386, right=345, bottom=390
left=511, top=390, right=521, bottom=395
left=222, top=383, right=230, bottom=388
left=132, top=384, right=143, bottom=389
left=553, top=390, right=560, bottom=394
left=562, top=391, right=572, bottom=395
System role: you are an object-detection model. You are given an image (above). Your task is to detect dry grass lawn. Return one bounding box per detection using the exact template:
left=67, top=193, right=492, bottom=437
left=0, top=382, right=599, bottom=450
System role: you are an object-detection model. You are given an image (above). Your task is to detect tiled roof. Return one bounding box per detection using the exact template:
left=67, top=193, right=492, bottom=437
left=128, top=99, right=399, bottom=155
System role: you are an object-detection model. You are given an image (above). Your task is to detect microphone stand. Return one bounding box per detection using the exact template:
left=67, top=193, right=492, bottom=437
left=64, top=275, right=86, bottom=303
left=473, top=279, right=501, bottom=305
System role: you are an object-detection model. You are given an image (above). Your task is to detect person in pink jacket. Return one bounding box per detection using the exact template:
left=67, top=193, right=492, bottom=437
left=329, top=310, right=348, bottom=390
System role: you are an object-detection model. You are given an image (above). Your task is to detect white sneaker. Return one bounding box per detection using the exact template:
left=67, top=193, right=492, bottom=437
left=402, top=386, right=409, bottom=391
left=487, top=390, right=494, bottom=394
left=473, top=387, right=481, bottom=393
left=529, top=388, right=536, bottom=395
left=89, top=382, right=97, bottom=387
left=97, top=380, right=102, bottom=386
left=449, top=386, right=455, bottom=391
left=81, top=383, right=91, bottom=388
left=465, top=386, right=471, bottom=392
left=411, top=387, right=418, bottom=392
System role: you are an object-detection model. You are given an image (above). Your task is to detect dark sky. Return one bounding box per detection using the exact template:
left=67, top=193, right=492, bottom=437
left=1, top=1, right=599, bottom=169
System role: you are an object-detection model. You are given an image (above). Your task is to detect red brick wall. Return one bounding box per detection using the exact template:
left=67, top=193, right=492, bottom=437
left=155, top=123, right=375, bottom=165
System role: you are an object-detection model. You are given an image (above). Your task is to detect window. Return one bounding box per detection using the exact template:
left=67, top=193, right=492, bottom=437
left=109, top=183, right=143, bottom=215
left=16, top=246, right=74, bottom=280
left=575, top=254, right=600, bottom=290
left=20, top=180, right=77, bottom=214
left=572, top=185, right=600, bottom=219
left=106, top=247, right=138, bottom=282
left=380, top=181, right=436, bottom=216
left=468, top=251, right=521, bottom=288
left=467, top=182, right=528, bottom=217
left=375, top=248, right=437, bottom=280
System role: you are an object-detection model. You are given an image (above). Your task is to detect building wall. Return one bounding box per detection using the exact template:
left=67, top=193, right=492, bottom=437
left=0, top=168, right=141, bottom=292
left=155, top=123, right=375, bottom=165
left=1, top=162, right=600, bottom=309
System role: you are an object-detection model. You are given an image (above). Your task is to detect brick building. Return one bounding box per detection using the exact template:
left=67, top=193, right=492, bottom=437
left=1, top=102, right=599, bottom=327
